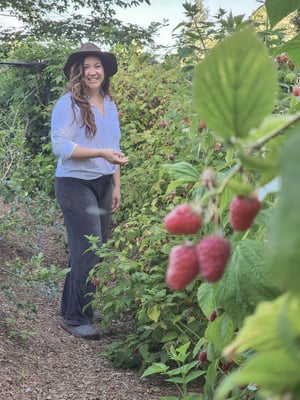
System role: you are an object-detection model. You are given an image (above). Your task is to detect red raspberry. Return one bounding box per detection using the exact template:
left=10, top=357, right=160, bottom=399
left=229, top=194, right=261, bottom=231
left=166, top=244, right=200, bottom=290
left=279, top=53, right=288, bottom=63
left=196, top=235, right=231, bottom=282
left=164, top=203, right=202, bottom=235
left=292, top=86, right=300, bottom=96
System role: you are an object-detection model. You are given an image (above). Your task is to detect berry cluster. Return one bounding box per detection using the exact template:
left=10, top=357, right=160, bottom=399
left=164, top=203, right=230, bottom=290
left=275, top=52, right=299, bottom=96
left=164, top=189, right=261, bottom=291
left=275, top=52, right=295, bottom=71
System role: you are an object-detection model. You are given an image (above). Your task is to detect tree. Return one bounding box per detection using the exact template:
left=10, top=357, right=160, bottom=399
left=0, top=0, right=165, bottom=47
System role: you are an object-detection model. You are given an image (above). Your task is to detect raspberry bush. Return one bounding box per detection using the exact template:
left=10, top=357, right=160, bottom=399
left=2, top=2, right=300, bottom=399
left=95, top=4, right=300, bottom=400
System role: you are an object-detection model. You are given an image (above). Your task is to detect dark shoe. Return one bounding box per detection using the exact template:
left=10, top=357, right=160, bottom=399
left=92, top=310, right=103, bottom=322
left=60, top=320, right=100, bottom=340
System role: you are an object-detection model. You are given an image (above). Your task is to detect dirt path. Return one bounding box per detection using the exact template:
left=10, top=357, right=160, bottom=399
left=0, top=201, right=178, bottom=400
left=0, top=296, right=174, bottom=400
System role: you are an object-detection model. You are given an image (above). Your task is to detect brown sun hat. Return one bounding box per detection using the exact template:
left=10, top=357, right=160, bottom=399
left=63, top=42, right=118, bottom=79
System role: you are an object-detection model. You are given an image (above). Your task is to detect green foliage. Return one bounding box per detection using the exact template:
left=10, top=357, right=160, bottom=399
left=193, top=28, right=278, bottom=140
left=1, top=0, right=300, bottom=397
left=267, top=123, right=300, bottom=293
left=1, top=253, right=69, bottom=340
left=265, top=0, right=300, bottom=28
left=213, top=239, right=280, bottom=327
left=141, top=342, right=206, bottom=398
left=215, top=294, right=300, bottom=399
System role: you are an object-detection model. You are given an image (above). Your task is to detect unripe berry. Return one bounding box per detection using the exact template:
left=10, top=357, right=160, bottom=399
left=198, top=351, right=207, bottom=363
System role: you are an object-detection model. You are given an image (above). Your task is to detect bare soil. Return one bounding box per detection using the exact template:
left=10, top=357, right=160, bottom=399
left=0, top=200, right=180, bottom=400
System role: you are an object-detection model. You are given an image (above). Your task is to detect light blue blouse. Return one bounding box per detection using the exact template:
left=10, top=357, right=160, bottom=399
left=51, top=92, right=121, bottom=179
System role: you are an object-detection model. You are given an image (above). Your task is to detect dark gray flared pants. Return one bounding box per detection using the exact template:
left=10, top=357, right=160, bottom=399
left=55, top=175, right=113, bottom=326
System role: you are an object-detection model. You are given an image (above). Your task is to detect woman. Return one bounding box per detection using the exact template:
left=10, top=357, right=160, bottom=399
left=51, top=42, right=129, bottom=340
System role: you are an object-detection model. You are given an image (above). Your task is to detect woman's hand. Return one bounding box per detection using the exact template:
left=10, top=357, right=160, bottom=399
left=111, top=185, right=121, bottom=212
left=102, top=149, right=129, bottom=165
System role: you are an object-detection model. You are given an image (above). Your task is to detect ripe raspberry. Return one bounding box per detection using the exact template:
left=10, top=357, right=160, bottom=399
left=166, top=244, right=200, bottom=290
left=292, top=86, right=300, bottom=96
left=196, top=235, right=230, bottom=282
left=164, top=203, right=202, bottom=235
left=229, top=194, right=261, bottom=231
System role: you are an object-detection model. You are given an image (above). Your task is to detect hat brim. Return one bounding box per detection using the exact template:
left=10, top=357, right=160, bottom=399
left=63, top=50, right=117, bottom=79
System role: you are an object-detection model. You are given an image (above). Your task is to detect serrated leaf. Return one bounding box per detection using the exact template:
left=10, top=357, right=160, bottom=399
left=205, top=313, right=235, bottom=353
left=147, top=304, right=160, bottom=322
left=266, top=0, right=300, bottom=28
left=215, top=240, right=280, bottom=327
left=161, top=162, right=200, bottom=183
left=141, top=363, right=168, bottom=378
left=193, top=28, right=277, bottom=140
left=268, top=125, right=300, bottom=293
left=223, top=294, right=287, bottom=357
left=215, top=348, right=300, bottom=399
left=197, top=282, right=218, bottom=319
left=221, top=349, right=300, bottom=399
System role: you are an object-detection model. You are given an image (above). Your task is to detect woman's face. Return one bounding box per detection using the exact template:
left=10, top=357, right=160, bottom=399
left=82, top=55, right=105, bottom=92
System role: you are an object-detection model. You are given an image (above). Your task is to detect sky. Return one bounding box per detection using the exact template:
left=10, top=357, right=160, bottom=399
left=114, top=0, right=261, bottom=46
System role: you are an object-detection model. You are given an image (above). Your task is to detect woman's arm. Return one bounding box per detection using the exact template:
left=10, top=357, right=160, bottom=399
left=71, top=146, right=128, bottom=165
left=111, top=166, right=121, bottom=212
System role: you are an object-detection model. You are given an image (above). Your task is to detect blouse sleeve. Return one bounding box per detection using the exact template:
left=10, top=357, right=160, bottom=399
left=51, top=95, right=78, bottom=161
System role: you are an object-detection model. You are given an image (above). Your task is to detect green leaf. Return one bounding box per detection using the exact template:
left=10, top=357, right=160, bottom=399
left=243, top=114, right=294, bottom=143
left=147, top=304, right=160, bottom=323
left=238, top=145, right=279, bottom=184
left=184, top=369, right=206, bottom=383
left=205, top=313, right=235, bottom=353
left=193, top=28, right=277, bottom=140
left=161, top=162, right=200, bottom=183
left=204, top=360, right=219, bottom=398
left=268, top=126, right=300, bottom=293
left=166, top=376, right=185, bottom=384
left=226, top=178, right=256, bottom=196
left=216, top=349, right=300, bottom=399
left=167, top=361, right=199, bottom=377
left=265, top=0, right=300, bottom=28
left=275, top=35, right=300, bottom=65
left=197, top=282, right=218, bottom=319
left=223, top=294, right=288, bottom=357
left=215, top=240, right=280, bottom=327
left=141, top=363, right=169, bottom=378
